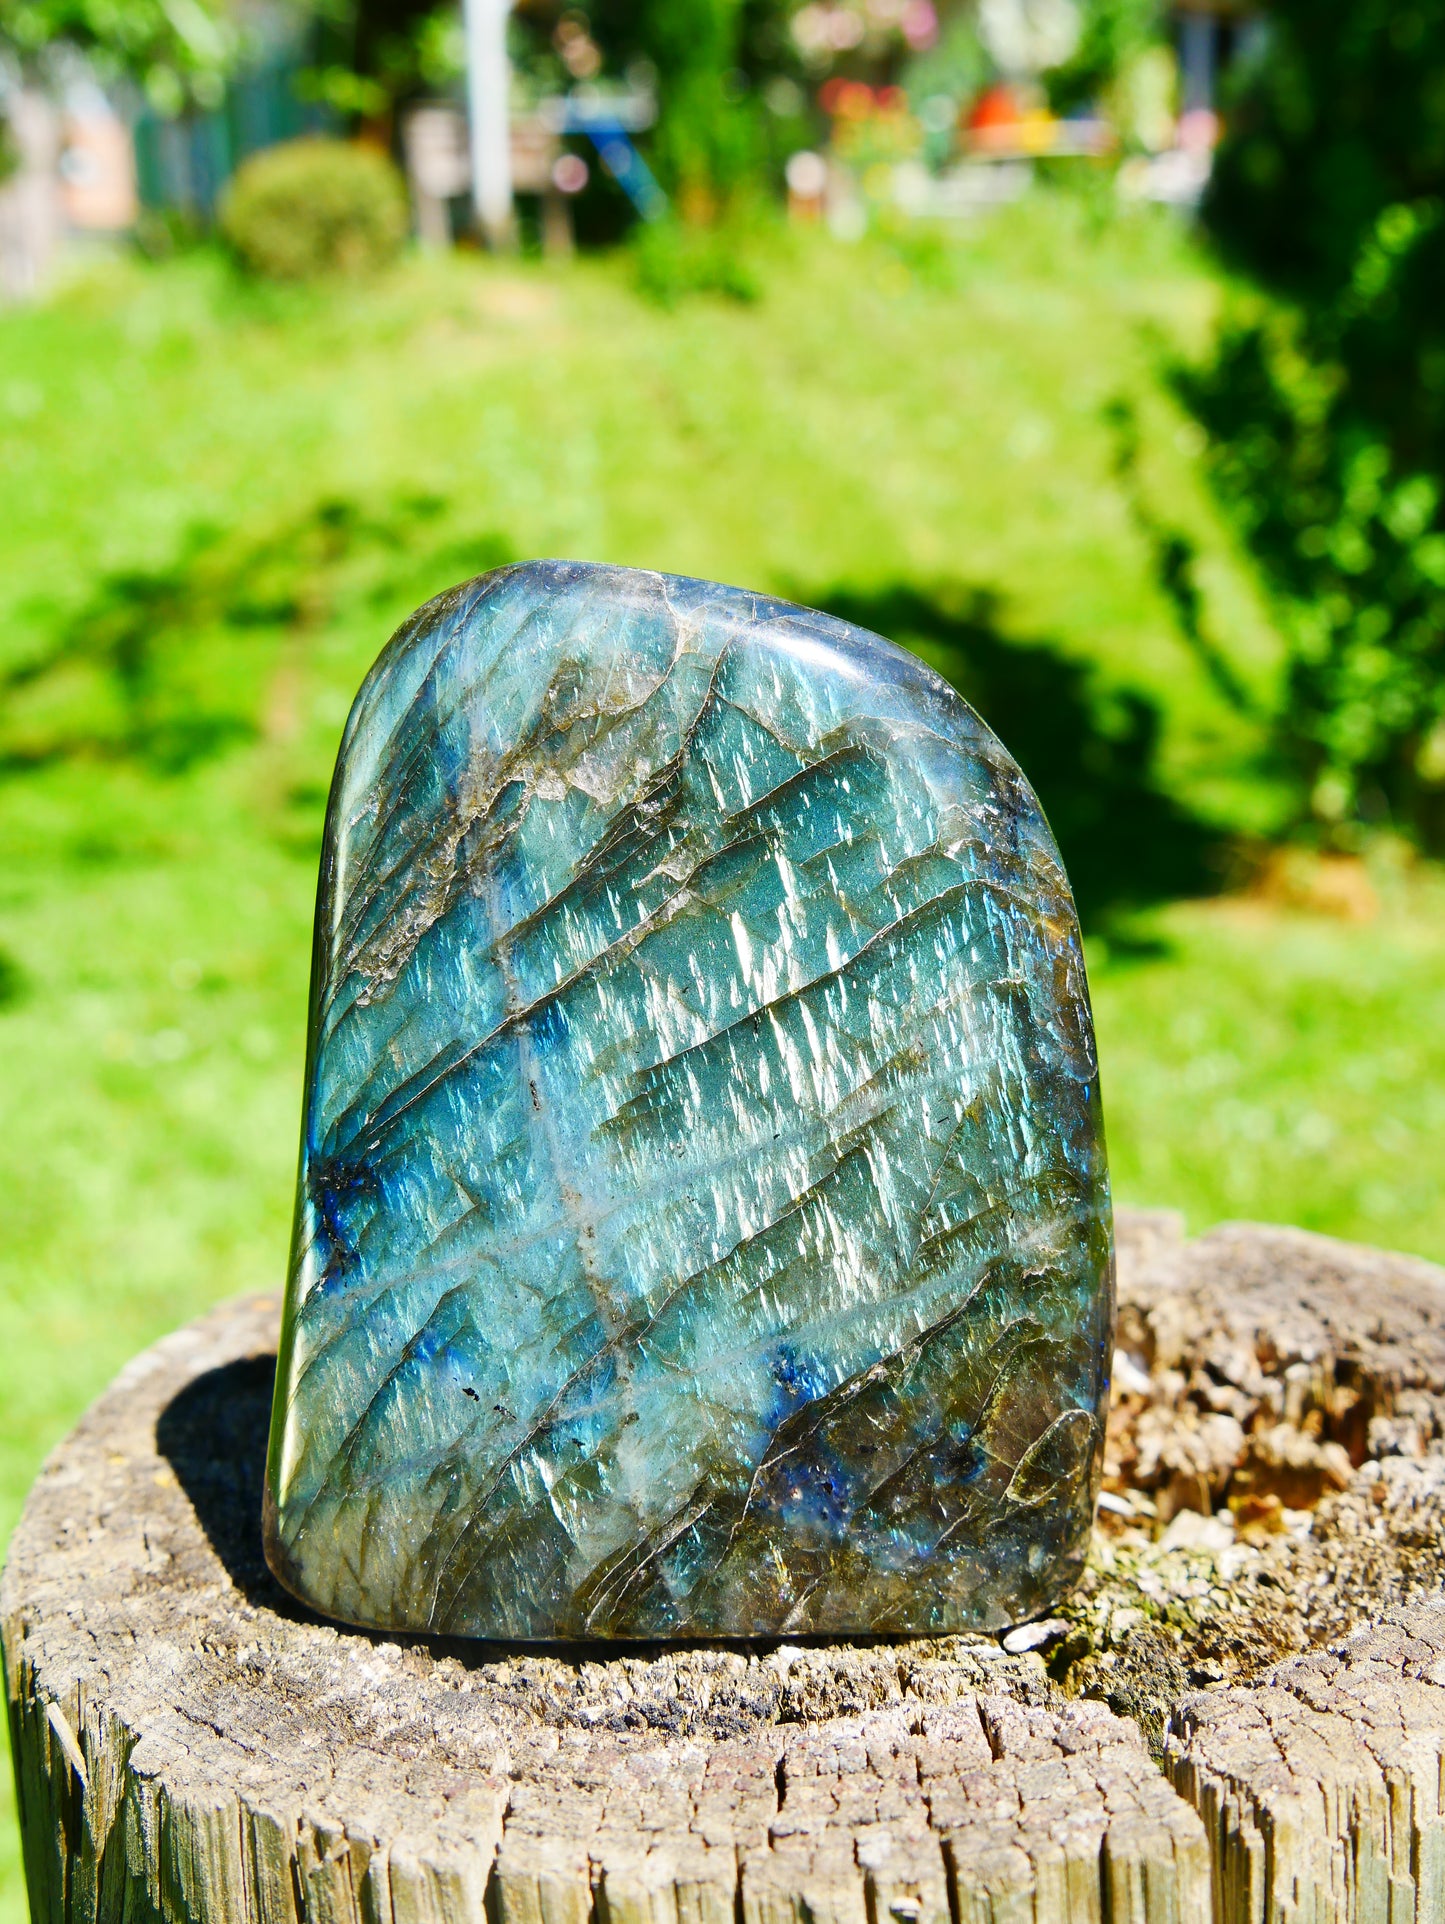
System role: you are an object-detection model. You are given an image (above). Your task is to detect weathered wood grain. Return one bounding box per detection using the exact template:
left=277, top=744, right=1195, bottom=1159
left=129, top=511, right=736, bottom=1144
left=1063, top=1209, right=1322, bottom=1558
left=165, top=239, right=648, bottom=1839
left=6, top=1216, right=1445, bottom=1924
left=1167, top=1608, right=1445, bottom=1924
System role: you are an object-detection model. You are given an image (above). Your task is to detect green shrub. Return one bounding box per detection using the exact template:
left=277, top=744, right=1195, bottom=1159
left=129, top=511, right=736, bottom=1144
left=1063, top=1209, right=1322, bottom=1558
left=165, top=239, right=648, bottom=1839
left=219, top=138, right=407, bottom=281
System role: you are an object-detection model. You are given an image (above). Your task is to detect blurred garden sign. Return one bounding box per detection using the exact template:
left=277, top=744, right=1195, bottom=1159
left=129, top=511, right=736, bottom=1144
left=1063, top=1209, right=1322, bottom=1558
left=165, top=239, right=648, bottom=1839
left=405, top=79, right=662, bottom=249
left=539, top=86, right=665, bottom=220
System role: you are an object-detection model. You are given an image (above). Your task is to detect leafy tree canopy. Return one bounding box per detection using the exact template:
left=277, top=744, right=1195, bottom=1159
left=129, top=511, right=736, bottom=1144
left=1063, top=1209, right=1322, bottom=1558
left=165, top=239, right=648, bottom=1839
left=1189, top=0, right=1445, bottom=847
left=0, top=0, right=237, bottom=107
left=1208, top=0, right=1445, bottom=300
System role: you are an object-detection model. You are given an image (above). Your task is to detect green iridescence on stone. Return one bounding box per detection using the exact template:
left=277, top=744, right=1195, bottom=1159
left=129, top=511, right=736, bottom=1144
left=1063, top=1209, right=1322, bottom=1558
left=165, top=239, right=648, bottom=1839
left=264, top=562, right=1113, bottom=1640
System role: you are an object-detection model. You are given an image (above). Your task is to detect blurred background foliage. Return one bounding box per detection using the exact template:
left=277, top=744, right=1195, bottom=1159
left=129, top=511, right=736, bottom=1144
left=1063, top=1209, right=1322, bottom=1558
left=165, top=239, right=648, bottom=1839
left=0, top=0, right=237, bottom=111
left=3, top=0, right=1445, bottom=1912
left=1190, top=0, right=1445, bottom=848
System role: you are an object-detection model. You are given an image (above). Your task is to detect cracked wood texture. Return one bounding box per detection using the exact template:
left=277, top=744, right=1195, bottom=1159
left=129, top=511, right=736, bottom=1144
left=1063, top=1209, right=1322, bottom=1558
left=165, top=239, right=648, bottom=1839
left=8, top=1217, right=1445, bottom=1924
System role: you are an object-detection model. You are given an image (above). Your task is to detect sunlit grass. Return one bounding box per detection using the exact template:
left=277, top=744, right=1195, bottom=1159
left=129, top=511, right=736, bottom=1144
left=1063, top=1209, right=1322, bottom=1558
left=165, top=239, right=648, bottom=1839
left=1093, top=856, right=1445, bottom=1248
left=1, top=200, right=1440, bottom=1922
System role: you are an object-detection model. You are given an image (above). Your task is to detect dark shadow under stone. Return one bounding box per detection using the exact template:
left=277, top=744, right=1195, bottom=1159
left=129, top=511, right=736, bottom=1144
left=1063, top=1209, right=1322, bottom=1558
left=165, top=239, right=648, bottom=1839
left=153, top=1348, right=1058, bottom=1736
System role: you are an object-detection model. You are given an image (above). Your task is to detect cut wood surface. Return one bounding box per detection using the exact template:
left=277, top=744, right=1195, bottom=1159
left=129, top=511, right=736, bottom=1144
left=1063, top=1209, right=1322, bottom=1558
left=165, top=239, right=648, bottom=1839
left=6, top=1213, right=1445, bottom=1924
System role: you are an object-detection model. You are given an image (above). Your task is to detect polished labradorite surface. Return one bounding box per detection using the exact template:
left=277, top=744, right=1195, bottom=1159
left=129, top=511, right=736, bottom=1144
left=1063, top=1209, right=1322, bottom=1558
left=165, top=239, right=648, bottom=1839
left=264, top=561, right=1112, bottom=1639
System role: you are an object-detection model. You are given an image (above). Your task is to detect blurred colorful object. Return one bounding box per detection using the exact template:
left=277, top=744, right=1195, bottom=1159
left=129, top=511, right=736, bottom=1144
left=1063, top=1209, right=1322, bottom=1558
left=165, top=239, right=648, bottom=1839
left=792, top=0, right=938, bottom=63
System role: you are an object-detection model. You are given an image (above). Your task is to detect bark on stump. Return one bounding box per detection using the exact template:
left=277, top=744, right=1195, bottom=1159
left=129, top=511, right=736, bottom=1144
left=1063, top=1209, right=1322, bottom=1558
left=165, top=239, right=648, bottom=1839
left=7, top=1214, right=1445, bottom=1924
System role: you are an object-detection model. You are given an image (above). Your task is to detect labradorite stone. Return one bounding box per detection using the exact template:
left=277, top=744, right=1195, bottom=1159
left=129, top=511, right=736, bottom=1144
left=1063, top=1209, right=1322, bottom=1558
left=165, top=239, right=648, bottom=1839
left=264, top=561, right=1113, bottom=1640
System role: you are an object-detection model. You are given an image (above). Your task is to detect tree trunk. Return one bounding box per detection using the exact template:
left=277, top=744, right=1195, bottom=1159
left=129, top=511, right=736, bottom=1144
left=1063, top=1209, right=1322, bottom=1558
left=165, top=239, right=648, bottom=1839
left=6, top=1214, right=1445, bottom=1924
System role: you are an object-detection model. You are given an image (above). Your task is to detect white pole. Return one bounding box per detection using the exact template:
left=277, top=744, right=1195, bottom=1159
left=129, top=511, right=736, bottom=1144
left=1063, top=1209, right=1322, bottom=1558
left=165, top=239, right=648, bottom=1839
left=462, top=0, right=514, bottom=248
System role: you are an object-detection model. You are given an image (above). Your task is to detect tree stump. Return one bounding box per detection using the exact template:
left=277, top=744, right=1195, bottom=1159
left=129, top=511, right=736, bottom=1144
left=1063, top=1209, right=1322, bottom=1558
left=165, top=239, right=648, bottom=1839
left=6, top=1214, right=1445, bottom=1924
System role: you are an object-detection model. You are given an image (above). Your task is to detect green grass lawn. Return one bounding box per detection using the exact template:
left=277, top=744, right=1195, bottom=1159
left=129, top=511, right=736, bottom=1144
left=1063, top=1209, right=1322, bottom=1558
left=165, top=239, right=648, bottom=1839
left=2, top=197, right=1443, bottom=1921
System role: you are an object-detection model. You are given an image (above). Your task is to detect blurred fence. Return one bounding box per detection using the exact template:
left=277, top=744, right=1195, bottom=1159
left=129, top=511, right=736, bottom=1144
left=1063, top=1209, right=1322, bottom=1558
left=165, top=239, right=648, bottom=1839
left=133, top=57, right=332, bottom=221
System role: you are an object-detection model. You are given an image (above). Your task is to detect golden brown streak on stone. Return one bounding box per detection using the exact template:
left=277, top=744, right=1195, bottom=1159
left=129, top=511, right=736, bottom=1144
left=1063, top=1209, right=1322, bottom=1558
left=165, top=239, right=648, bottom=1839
left=332, top=630, right=718, bottom=999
